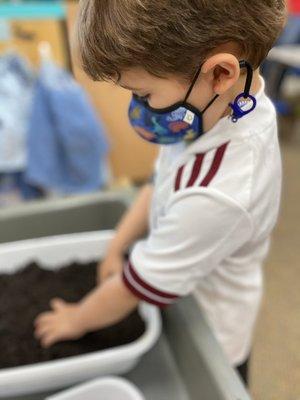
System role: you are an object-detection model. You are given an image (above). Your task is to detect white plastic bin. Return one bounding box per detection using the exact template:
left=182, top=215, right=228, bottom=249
left=46, top=377, right=145, bottom=400
left=0, top=231, right=161, bottom=398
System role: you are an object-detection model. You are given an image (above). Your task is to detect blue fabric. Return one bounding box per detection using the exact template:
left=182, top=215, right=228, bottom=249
left=0, top=53, right=33, bottom=172
left=26, top=62, right=109, bottom=194
left=0, top=172, right=43, bottom=202
left=15, top=172, right=44, bottom=200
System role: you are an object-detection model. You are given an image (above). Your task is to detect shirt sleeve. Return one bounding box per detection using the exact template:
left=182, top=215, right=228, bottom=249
left=122, top=187, right=253, bottom=307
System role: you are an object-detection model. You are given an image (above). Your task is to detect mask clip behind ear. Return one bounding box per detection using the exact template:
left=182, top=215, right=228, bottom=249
left=229, top=60, right=257, bottom=123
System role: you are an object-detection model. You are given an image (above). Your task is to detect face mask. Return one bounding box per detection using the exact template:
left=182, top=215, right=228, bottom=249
left=128, top=60, right=256, bottom=145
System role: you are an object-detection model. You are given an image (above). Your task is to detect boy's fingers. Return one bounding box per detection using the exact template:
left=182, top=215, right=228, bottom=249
left=41, top=331, right=62, bottom=348
left=34, top=313, right=54, bottom=326
left=34, top=324, right=52, bottom=339
left=50, top=298, right=66, bottom=310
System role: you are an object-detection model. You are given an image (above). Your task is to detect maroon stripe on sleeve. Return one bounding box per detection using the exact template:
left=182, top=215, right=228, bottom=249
left=122, top=260, right=179, bottom=307
left=200, top=142, right=229, bottom=187
left=122, top=270, right=170, bottom=308
left=174, top=164, right=185, bottom=191
left=186, top=153, right=205, bottom=188
left=128, top=261, right=178, bottom=299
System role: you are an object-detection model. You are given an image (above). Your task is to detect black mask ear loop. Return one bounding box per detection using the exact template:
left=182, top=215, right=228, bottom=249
left=184, top=65, right=219, bottom=113
left=229, top=60, right=257, bottom=122
left=184, top=60, right=256, bottom=121
left=184, top=67, right=202, bottom=103
left=240, top=60, right=253, bottom=97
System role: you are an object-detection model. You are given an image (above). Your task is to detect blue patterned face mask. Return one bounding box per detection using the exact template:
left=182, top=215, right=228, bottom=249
left=128, top=60, right=256, bottom=145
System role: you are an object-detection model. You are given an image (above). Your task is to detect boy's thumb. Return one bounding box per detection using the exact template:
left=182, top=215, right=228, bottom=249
left=50, top=298, right=65, bottom=310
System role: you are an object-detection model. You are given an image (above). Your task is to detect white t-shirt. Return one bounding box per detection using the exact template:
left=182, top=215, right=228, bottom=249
left=122, top=77, right=282, bottom=366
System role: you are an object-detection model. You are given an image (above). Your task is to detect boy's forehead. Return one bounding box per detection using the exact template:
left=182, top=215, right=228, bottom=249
left=118, top=68, right=152, bottom=88
left=118, top=69, right=182, bottom=90
left=118, top=82, right=145, bottom=91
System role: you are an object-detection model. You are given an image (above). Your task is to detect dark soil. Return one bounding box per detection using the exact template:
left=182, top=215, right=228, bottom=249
left=0, top=261, right=145, bottom=369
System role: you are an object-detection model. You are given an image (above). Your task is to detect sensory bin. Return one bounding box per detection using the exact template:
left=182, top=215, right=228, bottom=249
left=0, top=260, right=145, bottom=369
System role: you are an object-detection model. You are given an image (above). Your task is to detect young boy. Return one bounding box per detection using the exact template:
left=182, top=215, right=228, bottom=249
left=34, top=0, right=286, bottom=385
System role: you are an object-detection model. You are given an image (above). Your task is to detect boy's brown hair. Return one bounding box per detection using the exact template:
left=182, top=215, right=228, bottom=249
left=76, top=0, right=286, bottom=82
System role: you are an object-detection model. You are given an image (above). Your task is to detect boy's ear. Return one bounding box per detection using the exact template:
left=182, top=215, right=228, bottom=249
left=201, top=54, right=240, bottom=95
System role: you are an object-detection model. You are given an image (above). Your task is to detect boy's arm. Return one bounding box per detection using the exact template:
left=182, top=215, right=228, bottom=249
left=107, top=183, right=153, bottom=255
left=34, top=273, right=139, bottom=348
left=34, top=182, right=155, bottom=347
left=98, top=183, right=153, bottom=282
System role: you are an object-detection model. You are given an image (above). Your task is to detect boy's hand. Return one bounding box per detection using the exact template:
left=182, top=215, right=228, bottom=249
left=97, top=251, right=124, bottom=285
left=34, top=274, right=139, bottom=349
left=34, top=298, right=86, bottom=348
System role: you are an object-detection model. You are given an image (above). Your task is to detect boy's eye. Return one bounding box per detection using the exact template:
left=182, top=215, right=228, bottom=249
left=134, top=93, right=150, bottom=101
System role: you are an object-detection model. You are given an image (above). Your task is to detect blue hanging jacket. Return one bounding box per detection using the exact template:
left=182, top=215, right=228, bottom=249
left=0, top=53, right=34, bottom=172
left=26, top=61, right=109, bottom=194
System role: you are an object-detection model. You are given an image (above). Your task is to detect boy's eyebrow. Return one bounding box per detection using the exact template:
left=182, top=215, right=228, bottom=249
left=119, top=83, right=144, bottom=91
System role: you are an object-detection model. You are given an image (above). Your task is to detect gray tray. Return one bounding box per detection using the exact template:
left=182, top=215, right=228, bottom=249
left=0, top=190, right=251, bottom=400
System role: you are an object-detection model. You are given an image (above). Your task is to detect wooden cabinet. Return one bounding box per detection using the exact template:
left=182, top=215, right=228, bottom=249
left=0, top=19, right=67, bottom=68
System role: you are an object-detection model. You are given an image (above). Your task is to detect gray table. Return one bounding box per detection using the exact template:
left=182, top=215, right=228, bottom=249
left=0, top=191, right=251, bottom=400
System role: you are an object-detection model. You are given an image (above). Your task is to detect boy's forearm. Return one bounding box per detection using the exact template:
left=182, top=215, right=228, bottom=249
left=77, top=274, right=139, bottom=333
left=107, top=183, right=153, bottom=255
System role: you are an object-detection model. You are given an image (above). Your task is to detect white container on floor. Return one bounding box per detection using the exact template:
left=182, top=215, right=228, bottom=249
left=46, top=377, right=145, bottom=400
left=0, top=231, right=161, bottom=398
